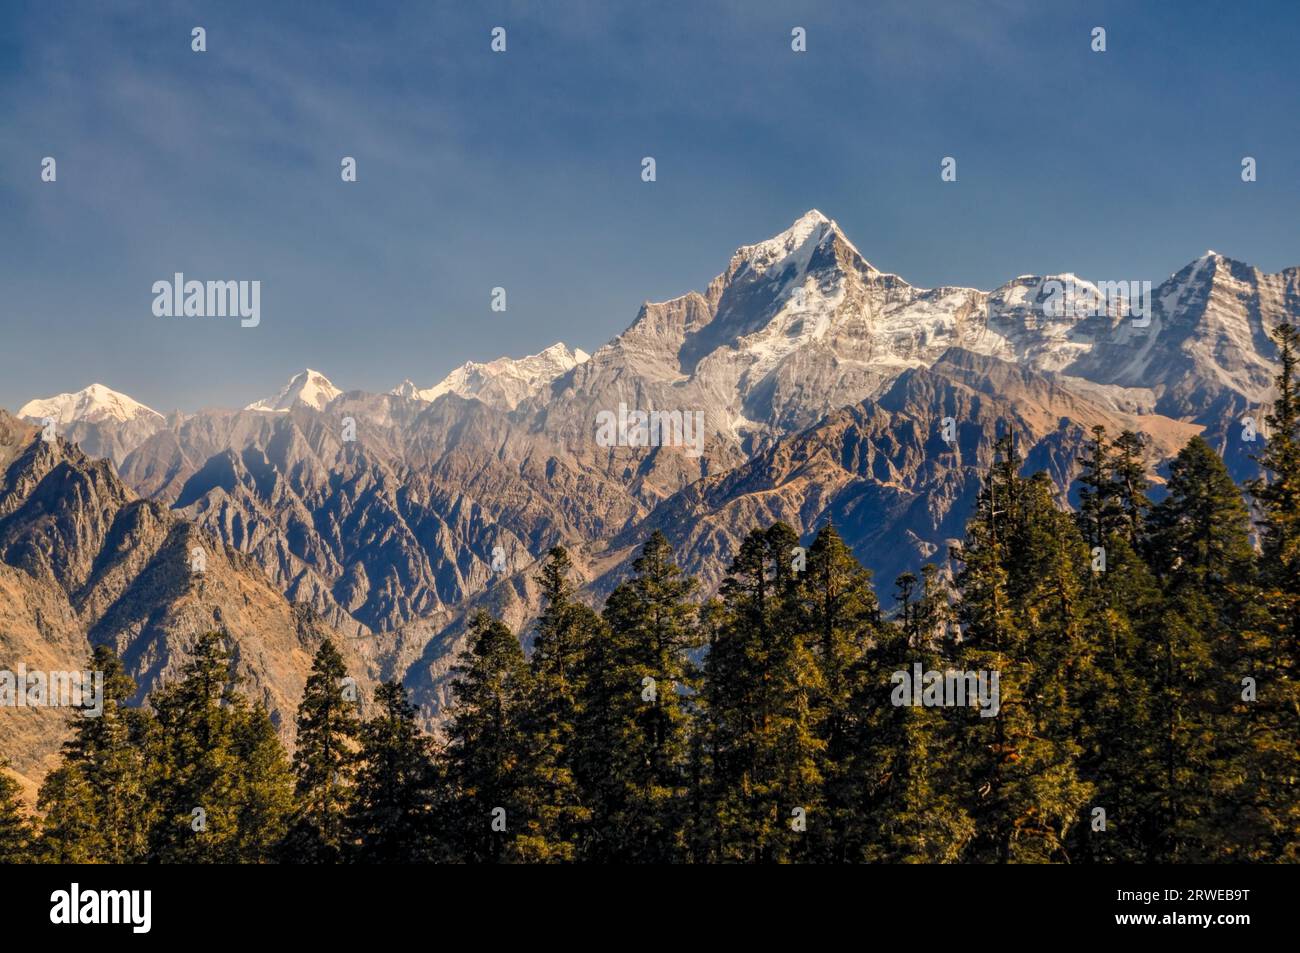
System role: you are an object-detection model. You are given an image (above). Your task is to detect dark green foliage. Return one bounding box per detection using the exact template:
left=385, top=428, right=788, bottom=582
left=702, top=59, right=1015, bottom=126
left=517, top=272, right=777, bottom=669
left=142, top=632, right=296, bottom=862
left=799, top=525, right=884, bottom=861
left=515, top=547, right=593, bottom=861
left=575, top=530, right=702, bottom=862
left=349, top=681, right=440, bottom=862
left=21, top=396, right=1299, bottom=863
left=844, top=564, right=972, bottom=862
left=443, top=610, right=530, bottom=862
left=702, top=523, right=826, bottom=862
left=0, top=756, right=33, bottom=863
left=37, top=645, right=152, bottom=862
left=227, top=700, right=296, bottom=862
left=951, top=442, right=1095, bottom=862
left=283, top=638, right=361, bottom=862
left=1243, top=322, right=1300, bottom=860
left=148, top=632, right=248, bottom=862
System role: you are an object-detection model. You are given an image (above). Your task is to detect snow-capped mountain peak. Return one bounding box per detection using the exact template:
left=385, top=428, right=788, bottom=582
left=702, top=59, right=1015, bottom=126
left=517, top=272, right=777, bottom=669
left=246, top=369, right=342, bottom=413
left=731, top=209, right=843, bottom=277
left=17, top=383, right=163, bottom=425
left=401, top=343, right=589, bottom=410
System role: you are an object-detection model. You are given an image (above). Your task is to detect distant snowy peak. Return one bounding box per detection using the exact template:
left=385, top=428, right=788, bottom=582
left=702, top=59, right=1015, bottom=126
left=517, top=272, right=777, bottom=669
left=575, top=210, right=1300, bottom=452
left=18, top=383, right=163, bottom=425
left=401, top=343, right=590, bottom=409
left=246, top=369, right=342, bottom=413
left=728, top=208, right=874, bottom=280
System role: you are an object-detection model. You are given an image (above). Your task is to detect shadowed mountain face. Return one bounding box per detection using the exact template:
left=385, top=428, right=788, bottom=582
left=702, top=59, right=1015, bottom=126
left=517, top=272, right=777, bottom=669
left=0, top=410, right=372, bottom=792
left=602, top=349, right=1202, bottom=596
left=5, top=212, right=1293, bottom=748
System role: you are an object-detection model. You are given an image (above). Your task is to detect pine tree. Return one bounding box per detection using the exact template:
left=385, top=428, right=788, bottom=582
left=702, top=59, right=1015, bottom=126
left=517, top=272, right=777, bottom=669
left=0, top=756, right=33, bottom=863
left=516, top=547, right=592, bottom=861
left=1070, top=529, right=1162, bottom=863
left=36, top=644, right=153, bottom=863
left=1077, top=425, right=1123, bottom=547
left=1149, top=436, right=1255, bottom=586
left=148, top=631, right=247, bottom=862
left=843, top=565, right=972, bottom=863
left=36, top=766, right=98, bottom=863
left=1252, top=321, right=1300, bottom=584
left=284, top=638, right=361, bottom=862
left=1066, top=427, right=1163, bottom=860
left=569, top=600, right=628, bottom=862
left=1243, top=321, right=1300, bottom=860
left=445, top=610, right=529, bottom=862
left=704, top=523, right=825, bottom=862
left=952, top=435, right=1094, bottom=863
left=1110, top=430, right=1152, bottom=546
left=349, top=681, right=440, bottom=862
left=797, top=524, right=881, bottom=862
left=1144, top=436, right=1257, bottom=860
left=578, top=530, right=701, bottom=862
left=227, top=700, right=295, bottom=863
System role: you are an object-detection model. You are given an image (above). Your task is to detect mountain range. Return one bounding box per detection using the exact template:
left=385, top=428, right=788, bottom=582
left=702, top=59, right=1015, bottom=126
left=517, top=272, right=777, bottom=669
left=3, top=209, right=1291, bottom=789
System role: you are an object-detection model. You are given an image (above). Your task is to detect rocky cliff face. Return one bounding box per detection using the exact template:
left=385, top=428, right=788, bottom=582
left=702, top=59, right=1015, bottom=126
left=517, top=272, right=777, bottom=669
left=7, top=210, right=1293, bottom=748
left=0, top=410, right=372, bottom=793
left=605, top=349, right=1202, bottom=596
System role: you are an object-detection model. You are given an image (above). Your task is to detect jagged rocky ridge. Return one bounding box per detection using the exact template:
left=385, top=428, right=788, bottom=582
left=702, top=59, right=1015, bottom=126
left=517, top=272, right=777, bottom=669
left=7, top=210, right=1294, bottom=741
left=0, top=410, right=372, bottom=793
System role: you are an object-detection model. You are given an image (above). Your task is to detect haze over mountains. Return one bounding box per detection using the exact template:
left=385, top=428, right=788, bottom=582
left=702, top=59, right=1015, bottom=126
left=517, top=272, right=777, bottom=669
left=4, top=210, right=1292, bottom=782
left=0, top=411, right=373, bottom=795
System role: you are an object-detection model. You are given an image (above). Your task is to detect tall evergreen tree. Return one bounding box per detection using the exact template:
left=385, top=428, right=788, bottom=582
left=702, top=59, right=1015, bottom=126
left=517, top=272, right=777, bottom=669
left=227, top=700, right=295, bottom=863
left=445, top=610, right=530, bottom=862
left=1077, top=425, right=1123, bottom=547
left=952, top=435, right=1094, bottom=863
left=1143, top=436, right=1257, bottom=860
left=1149, top=436, right=1255, bottom=586
left=516, top=547, right=593, bottom=861
left=797, top=524, right=881, bottom=862
left=1252, top=321, right=1300, bottom=583
left=1110, top=430, right=1152, bottom=546
left=0, top=756, right=33, bottom=863
left=349, top=681, right=440, bottom=862
left=704, top=523, right=825, bottom=862
left=147, top=631, right=247, bottom=862
left=843, top=564, right=972, bottom=863
left=284, top=638, right=361, bottom=862
left=36, top=644, right=153, bottom=863
left=1070, top=527, right=1162, bottom=863
left=1244, top=321, right=1300, bottom=860
left=577, top=530, right=701, bottom=862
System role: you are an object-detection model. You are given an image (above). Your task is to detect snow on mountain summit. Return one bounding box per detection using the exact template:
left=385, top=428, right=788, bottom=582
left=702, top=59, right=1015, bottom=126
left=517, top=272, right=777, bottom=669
left=397, top=343, right=589, bottom=410
left=729, top=209, right=868, bottom=281
left=246, top=369, right=342, bottom=413
left=564, top=210, right=1300, bottom=457
left=18, top=383, right=163, bottom=425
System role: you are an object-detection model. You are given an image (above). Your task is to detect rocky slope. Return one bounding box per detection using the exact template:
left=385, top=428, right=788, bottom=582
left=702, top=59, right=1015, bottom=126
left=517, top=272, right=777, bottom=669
left=7, top=210, right=1293, bottom=740
left=607, top=349, right=1202, bottom=595
left=0, top=410, right=372, bottom=794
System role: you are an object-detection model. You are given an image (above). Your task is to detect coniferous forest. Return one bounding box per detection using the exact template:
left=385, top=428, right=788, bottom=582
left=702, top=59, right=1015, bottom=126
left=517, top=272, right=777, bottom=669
left=2, top=325, right=1296, bottom=865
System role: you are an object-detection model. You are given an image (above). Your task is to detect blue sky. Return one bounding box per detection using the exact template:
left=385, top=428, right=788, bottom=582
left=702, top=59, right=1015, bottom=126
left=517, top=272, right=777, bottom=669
left=2, top=0, right=1299, bottom=413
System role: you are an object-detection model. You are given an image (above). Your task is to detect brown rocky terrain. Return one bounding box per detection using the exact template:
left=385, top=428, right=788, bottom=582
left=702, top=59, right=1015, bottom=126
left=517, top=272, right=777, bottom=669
left=6, top=211, right=1292, bottom=760
left=0, top=410, right=372, bottom=797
